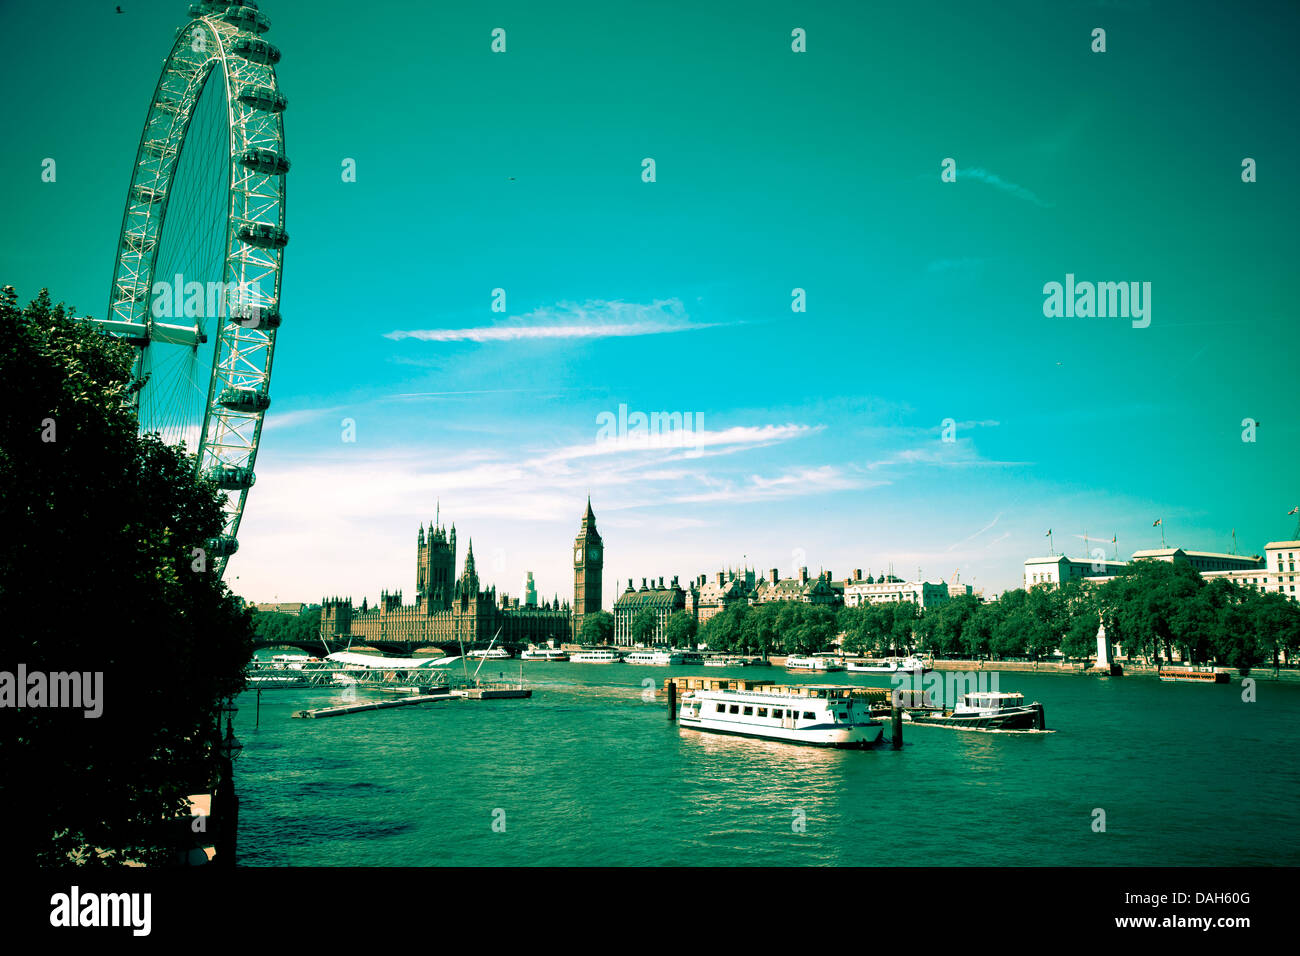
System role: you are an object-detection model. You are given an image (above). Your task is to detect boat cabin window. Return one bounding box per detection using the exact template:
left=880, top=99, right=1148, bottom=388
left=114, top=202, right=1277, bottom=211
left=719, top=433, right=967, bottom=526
left=802, top=711, right=815, bottom=720
left=729, top=705, right=740, bottom=714
left=743, top=706, right=753, bottom=716
left=715, top=703, right=726, bottom=713
left=757, top=707, right=768, bottom=717
left=772, top=708, right=783, bottom=718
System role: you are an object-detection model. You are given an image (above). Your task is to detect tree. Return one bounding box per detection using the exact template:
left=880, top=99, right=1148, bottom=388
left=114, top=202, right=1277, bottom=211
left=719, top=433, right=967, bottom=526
left=251, top=610, right=319, bottom=646
left=664, top=610, right=697, bottom=648
left=582, top=610, right=614, bottom=645
left=927, top=594, right=981, bottom=658
left=0, top=286, right=253, bottom=865
left=889, top=602, right=918, bottom=654
left=630, top=607, right=658, bottom=646
left=1100, top=560, right=1203, bottom=664
left=1240, top=590, right=1300, bottom=671
left=841, top=603, right=893, bottom=656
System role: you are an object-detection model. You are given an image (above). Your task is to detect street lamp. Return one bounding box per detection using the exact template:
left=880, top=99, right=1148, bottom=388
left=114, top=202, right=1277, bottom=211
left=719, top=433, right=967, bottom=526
left=218, top=698, right=242, bottom=761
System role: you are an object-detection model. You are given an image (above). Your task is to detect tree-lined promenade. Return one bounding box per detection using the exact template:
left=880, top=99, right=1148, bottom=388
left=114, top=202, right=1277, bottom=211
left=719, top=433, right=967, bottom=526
left=692, top=560, right=1300, bottom=671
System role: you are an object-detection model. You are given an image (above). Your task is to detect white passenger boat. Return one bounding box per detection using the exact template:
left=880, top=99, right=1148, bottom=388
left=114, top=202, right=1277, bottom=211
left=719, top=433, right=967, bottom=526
left=467, top=647, right=512, bottom=660
left=520, top=646, right=569, bottom=661
left=677, top=685, right=882, bottom=748
left=623, top=649, right=685, bottom=665
left=570, top=649, right=622, bottom=663
left=894, top=656, right=930, bottom=673
left=845, top=659, right=898, bottom=673
left=785, top=655, right=844, bottom=672
left=906, top=691, right=1045, bottom=730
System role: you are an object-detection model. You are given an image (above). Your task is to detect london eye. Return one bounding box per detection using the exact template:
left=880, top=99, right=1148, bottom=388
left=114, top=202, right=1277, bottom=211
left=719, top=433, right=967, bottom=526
left=87, top=0, right=288, bottom=578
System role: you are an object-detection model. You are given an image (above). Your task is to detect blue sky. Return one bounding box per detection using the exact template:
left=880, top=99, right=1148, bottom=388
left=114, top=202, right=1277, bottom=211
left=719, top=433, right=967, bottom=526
left=3, top=0, right=1298, bottom=605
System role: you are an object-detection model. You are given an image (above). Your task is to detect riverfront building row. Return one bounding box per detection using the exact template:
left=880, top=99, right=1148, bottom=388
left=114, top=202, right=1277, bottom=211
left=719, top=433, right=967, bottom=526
left=1023, top=540, right=1300, bottom=600
left=611, top=565, right=973, bottom=645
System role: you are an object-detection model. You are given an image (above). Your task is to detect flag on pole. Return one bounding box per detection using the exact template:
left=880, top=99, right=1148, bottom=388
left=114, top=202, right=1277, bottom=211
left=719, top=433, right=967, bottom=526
left=1289, top=507, right=1299, bottom=515
left=1045, top=528, right=1052, bottom=536
left=1111, top=535, right=1117, bottom=543
left=1153, top=519, right=1162, bottom=527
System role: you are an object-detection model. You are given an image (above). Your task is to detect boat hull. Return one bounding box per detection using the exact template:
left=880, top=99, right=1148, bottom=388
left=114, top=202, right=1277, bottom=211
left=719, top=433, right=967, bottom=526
left=678, top=715, right=883, bottom=749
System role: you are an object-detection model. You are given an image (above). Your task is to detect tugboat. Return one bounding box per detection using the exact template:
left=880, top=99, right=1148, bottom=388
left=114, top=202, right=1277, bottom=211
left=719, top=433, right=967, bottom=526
left=906, top=691, right=1046, bottom=731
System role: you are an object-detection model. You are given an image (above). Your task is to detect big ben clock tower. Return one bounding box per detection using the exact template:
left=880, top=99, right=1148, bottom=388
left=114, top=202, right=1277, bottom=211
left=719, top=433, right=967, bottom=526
left=573, top=497, right=603, bottom=642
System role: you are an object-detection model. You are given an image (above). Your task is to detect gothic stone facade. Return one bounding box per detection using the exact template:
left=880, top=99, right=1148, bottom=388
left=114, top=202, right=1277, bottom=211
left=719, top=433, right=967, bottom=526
left=320, top=516, right=571, bottom=646
left=572, top=498, right=603, bottom=642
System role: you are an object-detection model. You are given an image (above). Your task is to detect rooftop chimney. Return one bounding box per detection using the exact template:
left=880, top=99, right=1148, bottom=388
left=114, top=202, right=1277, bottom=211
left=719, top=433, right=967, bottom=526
left=800, top=567, right=809, bottom=584
left=854, top=568, right=863, bottom=581
left=770, top=568, right=779, bottom=584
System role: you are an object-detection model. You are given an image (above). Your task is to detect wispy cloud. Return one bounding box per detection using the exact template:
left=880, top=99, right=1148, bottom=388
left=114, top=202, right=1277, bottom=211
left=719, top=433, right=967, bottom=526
left=538, top=423, right=819, bottom=465
left=866, top=439, right=1030, bottom=470
left=962, top=167, right=1054, bottom=208
left=385, top=298, right=721, bottom=342
left=671, top=466, right=875, bottom=504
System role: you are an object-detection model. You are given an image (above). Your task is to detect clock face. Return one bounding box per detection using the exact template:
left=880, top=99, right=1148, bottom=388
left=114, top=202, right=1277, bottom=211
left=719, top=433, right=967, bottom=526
left=588, top=546, right=600, bottom=562
left=575, top=547, right=583, bottom=564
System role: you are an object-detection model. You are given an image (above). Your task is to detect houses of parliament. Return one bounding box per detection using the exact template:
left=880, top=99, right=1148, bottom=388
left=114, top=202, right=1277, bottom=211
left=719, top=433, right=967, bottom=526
left=319, top=500, right=604, bottom=646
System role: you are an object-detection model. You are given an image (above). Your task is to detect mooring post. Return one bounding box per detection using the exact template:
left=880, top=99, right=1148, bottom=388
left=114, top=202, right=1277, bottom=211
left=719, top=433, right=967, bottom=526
left=255, top=687, right=261, bottom=729
left=667, top=680, right=677, bottom=721
left=891, top=704, right=903, bottom=750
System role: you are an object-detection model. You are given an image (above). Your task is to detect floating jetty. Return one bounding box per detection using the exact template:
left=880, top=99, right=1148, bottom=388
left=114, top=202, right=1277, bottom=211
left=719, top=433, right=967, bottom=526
left=292, top=681, right=532, bottom=717
left=293, top=691, right=454, bottom=719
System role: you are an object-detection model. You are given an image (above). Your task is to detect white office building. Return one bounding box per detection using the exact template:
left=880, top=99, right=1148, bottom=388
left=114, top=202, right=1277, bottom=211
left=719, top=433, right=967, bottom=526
left=1203, top=541, right=1300, bottom=601
left=843, top=574, right=949, bottom=609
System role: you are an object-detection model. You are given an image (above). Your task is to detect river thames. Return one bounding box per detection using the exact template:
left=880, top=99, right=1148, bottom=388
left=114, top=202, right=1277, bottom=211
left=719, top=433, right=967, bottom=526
left=233, top=662, right=1300, bottom=866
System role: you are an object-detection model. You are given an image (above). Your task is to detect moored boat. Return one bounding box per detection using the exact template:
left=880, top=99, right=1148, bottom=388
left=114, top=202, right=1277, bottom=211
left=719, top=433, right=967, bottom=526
left=467, top=647, right=512, bottom=660
left=1157, top=665, right=1229, bottom=684
left=893, top=656, right=930, bottom=673
left=846, top=659, right=898, bottom=673
left=520, top=646, right=569, bottom=661
left=906, top=691, right=1046, bottom=731
left=623, top=649, right=685, bottom=665
left=570, top=648, right=622, bottom=663
left=677, top=684, right=883, bottom=748
left=785, top=655, right=844, bottom=672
